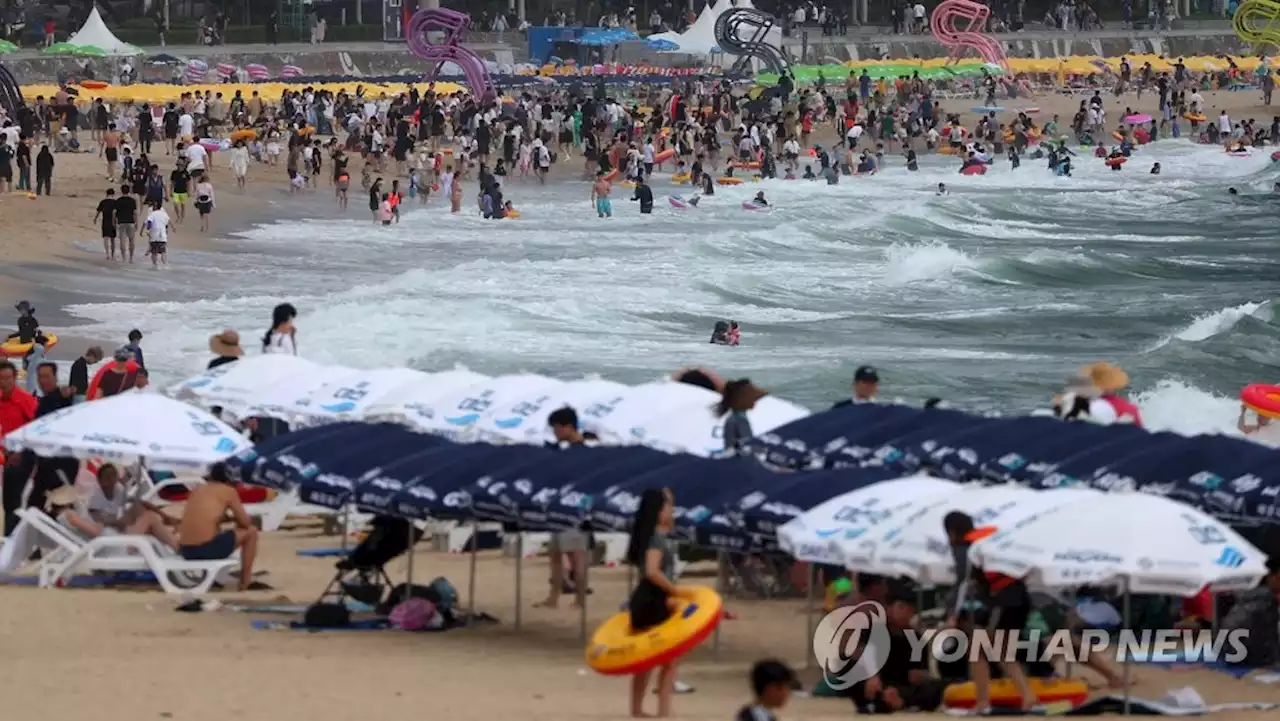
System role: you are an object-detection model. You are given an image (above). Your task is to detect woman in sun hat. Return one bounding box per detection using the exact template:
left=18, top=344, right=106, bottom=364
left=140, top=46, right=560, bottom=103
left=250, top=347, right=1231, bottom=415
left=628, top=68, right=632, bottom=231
left=1082, top=361, right=1143, bottom=427
left=207, top=329, right=242, bottom=370
left=715, top=379, right=768, bottom=452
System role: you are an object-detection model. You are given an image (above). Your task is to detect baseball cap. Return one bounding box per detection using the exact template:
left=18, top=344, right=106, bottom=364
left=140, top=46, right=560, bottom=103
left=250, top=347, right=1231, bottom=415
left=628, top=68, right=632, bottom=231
left=854, top=365, right=879, bottom=383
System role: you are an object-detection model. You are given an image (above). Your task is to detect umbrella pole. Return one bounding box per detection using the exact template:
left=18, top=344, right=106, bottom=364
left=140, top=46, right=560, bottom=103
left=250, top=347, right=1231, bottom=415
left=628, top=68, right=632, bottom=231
left=339, top=505, right=351, bottom=553
left=1122, top=578, right=1131, bottom=716
left=467, top=518, right=478, bottom=626
left=805, top=562, right=817, bottom=670
left=514, top=531, right=523, bottom=632
left=404, top=522, right=415, bottom=603
left=713, top=549, right=725, bottom=661
left=578, top=551, right=590, bottom=645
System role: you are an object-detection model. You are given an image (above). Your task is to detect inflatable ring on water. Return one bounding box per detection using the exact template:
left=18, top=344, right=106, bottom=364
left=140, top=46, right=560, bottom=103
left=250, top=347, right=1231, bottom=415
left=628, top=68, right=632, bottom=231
left=78, top=80, right=110, bottom=90
left=716, top=177, right=743, bottom=185
left=505, top=210, right=521, bottom=218
left=1112, top=131, right=1125, bottom=141
left=654, top=148, right=675, bottom=164
left=1242, top=383, right=1280, bottom=419
left=1184, top=112, right=1206, bottom=122
left=671, top=172, right=691, bottom=183
left=1105, top=157, right=1127, bottom=167
left=621, top=181, right=636, bottom=188
left=0, top=332, right=58, bottom=357
left=939, top=145, right=957, bottom=155
left=603, top=169, right=621, bottom=182
left=732, top=161, right=761, bottom=170
left=944, top=678, right=1088, bottom=709
left=1226, top=149, right=1251, bottom=157
left=230, top=129, right=257, bottom=142
left=960, top=164, right=987, bottom=175
left=585, top=587, right=722, bottom=676
left=1272, top=151, right=1280, bottom=162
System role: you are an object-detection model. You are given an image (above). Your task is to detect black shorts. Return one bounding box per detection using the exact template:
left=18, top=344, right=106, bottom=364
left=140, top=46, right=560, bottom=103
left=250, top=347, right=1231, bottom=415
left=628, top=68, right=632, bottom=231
left=105, top=147, right=118, bottom=162
left=101, top=225, right=116, bottom=239
left=180, top=529, right=236, bottom=560
left=195, top=200, right=212, bottom=215
left=644, top=162, right=654, bottom=174
left=628, top=579, right=671, bottom=632
left=149, top=241, right=167, bottom=254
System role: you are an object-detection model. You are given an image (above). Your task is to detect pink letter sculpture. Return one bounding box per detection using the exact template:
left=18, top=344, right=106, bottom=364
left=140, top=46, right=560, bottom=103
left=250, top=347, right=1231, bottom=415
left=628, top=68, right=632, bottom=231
left=930, top=0, right=1009, bottom=71
left=407, top=8, right=496, bottom=102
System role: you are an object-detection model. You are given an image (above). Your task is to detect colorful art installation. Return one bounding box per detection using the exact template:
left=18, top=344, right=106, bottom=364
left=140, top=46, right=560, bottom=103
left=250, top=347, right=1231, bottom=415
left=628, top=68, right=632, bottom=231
left=930, top=0, right=1009, bottom=70
left=406, top=8, right=496, bottom=102
left=714, top=8, right=791, bottom=76
left=1234, top=0, right=1280, bottom=50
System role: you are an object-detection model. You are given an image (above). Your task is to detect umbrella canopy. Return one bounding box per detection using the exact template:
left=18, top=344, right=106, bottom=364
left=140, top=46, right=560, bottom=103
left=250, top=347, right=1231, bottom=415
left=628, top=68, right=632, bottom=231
left=575, top=28, right=640, bottom=46
left=0, top=40, right=18, bottom=55
left=857, top=486, right=1101, bottom=583
left=646, top=38, right=680, bottom=51
left=777, top=475, right=959, bottom=564
left=289, top=367, right=434, bottom=421
left=361, top=369, right=490, bottom=428
left=393, top=374, right=563, bottom=436
left=43, top=42, right=108, bottom=57
left=471, top=378, right=629, bottom=444
left=166, top=354, right=323, bottom=408
left=641, top=395, right=810, bottom=457
left=236, top=364, right=360, bottom=420
left=971, top=492, right=1270, bottom=594
left=581, top=381, right=718, bottom=444
left=4, top=392, right=249, bottom=469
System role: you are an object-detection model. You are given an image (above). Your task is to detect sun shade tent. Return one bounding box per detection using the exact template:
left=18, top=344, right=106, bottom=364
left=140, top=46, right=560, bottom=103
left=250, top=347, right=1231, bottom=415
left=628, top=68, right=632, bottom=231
left=55, top=6, right=144, bottom=56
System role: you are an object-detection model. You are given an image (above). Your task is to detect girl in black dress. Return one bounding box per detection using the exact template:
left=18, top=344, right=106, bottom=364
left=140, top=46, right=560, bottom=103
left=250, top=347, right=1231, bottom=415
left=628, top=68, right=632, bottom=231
left=625, top=487, right=688, bottom=718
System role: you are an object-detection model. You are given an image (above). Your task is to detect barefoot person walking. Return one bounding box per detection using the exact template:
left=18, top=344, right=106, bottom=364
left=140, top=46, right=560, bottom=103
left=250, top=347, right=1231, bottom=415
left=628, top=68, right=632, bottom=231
left=194, top=173, right=215, bottom=232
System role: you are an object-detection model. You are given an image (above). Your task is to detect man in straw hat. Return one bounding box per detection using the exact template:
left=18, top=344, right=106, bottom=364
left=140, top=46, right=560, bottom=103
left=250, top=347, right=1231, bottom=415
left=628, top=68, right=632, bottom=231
left=1080, top=361, right=1143, bottom=427
left=207, top=329, right=243, bottom=370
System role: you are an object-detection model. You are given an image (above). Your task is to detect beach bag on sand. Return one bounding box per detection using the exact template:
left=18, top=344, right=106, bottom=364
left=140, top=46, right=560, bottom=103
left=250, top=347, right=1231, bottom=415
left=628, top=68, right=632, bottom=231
left=389, top=598, right=443, bottom=631
left=304, top=602, right=350, bottom=628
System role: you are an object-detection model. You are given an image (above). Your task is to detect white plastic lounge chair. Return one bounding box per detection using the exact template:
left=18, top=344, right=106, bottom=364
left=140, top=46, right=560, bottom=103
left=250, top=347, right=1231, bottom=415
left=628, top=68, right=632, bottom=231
left=14, top=508, right=238, bottom=595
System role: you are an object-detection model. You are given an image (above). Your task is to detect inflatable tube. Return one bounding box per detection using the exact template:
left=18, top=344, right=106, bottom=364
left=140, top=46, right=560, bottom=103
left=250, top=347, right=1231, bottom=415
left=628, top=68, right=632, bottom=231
left=1016, top=106, right=1041, bottom=114
left=1112, top=131, right=1125, bottom=141
left=944, top=678, right=1088, bottom=709
left=669, top=196, right=690, bottom=209
left=1272, top=150, right=1280, bottom=162
left=0, top=332, right=58, bottom=358
left=939, top=145, right=957, bottom=155
left=654, top=148, right=675, bottom=163
left=741, top=201, right=766, bottom=211
left=1242, top=383, right=1280, bottom=419
left=230, top=129, right=257, bottom=142
left=585, top=587, right=722, bottom=676
left=603, top=169, right=621, bottom=182
left=959, top=164, right=987, bottom=175
left=620, top=181, right=636, bottom=188
left=731, top=160, right=761, bottom=170
left=1227, top=149, right=1251, bottom=157
left=199, top=139, right=222, bottom=152
left=972, top=106, right=1004, bottom=114
left=505, top=210, right=521, bottom=218
left=1184, top=112, right=1207, bottom=122
left=86, top=359, right=140, bottom=399
left=716, top=177, right=743, bottom=185
left=1134, top=128, right=1151, bottom=144
left=78, top=80, right=110, bottom=90
left=1105, top=157, right=1127, bottom=167
left=671, top=172, right=691, bottom=183
left=158, top=484, right=275, bottom=505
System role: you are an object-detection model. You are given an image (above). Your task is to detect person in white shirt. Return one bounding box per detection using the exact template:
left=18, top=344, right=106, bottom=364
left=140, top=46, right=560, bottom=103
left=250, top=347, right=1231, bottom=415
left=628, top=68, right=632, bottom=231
left=913, top=2, right=926, bottom=32
left=263, top=302, right=298, bottom=355
left=143, top=202, right=171, bottom=268
left=177, top=111, right=195, bottom=139
left=184, top=141, right=208, bottom=173
left=1218, top=111, right=1231, bottom=135
left=50, top=464, right=178, bottom=548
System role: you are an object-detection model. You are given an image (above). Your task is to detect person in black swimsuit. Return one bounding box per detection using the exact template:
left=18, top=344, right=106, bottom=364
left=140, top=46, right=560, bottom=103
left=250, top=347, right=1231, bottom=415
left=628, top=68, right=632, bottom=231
left=625, top=487, right=690, bottom=718
left=94, top=188, right=118, bottom=260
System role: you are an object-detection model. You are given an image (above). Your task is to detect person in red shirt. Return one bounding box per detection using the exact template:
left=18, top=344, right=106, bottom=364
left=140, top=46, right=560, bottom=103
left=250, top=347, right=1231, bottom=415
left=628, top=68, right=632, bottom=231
left=1, top=360, right=38, bottom=535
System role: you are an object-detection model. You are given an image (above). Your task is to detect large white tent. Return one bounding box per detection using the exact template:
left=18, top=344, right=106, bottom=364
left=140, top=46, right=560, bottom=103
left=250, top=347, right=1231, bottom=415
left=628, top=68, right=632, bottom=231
left=66, top=6, right=143, bottom=55
left=673, top=0, right=729, bottom=55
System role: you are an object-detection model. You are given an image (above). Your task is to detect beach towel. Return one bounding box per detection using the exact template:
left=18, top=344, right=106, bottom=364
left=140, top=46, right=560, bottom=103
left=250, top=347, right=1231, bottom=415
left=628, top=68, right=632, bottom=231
left=251, top=618, right=391, bottom=632
left=296, top=547, right=348, bottom=558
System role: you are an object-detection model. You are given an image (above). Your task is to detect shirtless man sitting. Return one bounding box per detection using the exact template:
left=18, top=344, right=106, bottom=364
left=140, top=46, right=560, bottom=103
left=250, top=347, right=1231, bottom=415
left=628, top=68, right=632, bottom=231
left=177, top=462, right=259, bottom=591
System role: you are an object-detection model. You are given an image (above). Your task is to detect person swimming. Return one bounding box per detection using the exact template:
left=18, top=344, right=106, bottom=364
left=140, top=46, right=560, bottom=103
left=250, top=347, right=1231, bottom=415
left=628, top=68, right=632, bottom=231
left=1008, top=147, right=1020, bottom=169
left=727, top=321, right=741, bottom=346
left=710, top=320, right=731, bottom=345
left=802, top=165, right=816, bottom=180
left=1228, top=187, right=1239, bottom=195
left=1150, top=163, right=1161, bottom=175
left=937, top=183, right=948, bottom=195
left=752, top=191, right=768, bottom=207
left=905, top=149, right=919, bottom=171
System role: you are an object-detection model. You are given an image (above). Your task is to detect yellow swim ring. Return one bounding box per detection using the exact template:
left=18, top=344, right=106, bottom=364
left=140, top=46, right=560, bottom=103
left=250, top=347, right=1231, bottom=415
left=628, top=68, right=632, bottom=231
left=585, top=587, right=722, bottom=676
left=230, top=129, right=258, bottom=142
left=944, top=677, right=1088, bottom=709
left=1184, top=112, right=1206, bottom=122
left=1, top=333, right=58, bottom=358
left=716, top=177, right=744, bottom=186
left=505, top=210, right=521, bottom=218
left=672, top=172, right=691, bottom=183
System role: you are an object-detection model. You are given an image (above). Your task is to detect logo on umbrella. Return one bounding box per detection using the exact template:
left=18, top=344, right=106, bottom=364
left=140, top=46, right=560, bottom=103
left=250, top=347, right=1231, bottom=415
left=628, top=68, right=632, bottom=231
left=1215, top=547, right=1246, bottom=568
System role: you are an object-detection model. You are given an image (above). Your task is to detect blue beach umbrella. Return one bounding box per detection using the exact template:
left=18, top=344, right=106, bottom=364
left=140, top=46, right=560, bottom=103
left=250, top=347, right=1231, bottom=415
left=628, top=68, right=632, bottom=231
left=1024, top=432, right=1190, bottom=490
left=501, top=445, right=677, bottom=527
left=590, top=456, right=722, bottom=534
left=744, top=404, right=926, bottom=469
left=382, top=445, right=540, bottom=520
left=544, top=449, right=691, bottom=529
left=981, top=421, right=1149, bottom=483
left=352, top=443, right=496, bottom=517
left=245, top=423, right=393, bottom=490
left=837, top=410, right=1003, bottom=473
left=293, top=431, right=453, bottom=509
left=646, top=38, right=679, bottom=51
left=222, top=422, right=361, bottom=486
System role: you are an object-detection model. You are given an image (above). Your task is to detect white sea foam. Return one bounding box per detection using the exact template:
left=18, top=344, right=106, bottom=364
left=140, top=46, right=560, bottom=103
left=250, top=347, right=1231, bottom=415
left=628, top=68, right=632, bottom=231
left=1149, top=300, right=1273, bottom=350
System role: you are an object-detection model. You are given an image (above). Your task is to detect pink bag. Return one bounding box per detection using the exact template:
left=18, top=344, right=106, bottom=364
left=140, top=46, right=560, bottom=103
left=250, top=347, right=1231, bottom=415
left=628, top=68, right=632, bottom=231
left=389, top=598, right=440, bottom=631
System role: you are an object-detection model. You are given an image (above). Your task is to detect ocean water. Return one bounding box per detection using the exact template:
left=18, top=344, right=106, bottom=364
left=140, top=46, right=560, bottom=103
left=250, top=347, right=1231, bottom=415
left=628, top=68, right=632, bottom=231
left=59, top=140, right=1280, bottom=435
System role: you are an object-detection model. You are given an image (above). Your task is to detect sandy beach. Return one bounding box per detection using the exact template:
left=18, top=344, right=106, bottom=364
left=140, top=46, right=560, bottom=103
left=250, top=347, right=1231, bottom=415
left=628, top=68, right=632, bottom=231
left=0, top=522, right=1277, bottom=721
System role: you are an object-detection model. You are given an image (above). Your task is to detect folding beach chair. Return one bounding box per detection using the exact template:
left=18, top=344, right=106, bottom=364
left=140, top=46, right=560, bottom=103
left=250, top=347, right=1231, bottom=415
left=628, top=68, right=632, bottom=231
left=13, top=508, right=238, bottom=595
left=316, top=515, right=424, bottom=609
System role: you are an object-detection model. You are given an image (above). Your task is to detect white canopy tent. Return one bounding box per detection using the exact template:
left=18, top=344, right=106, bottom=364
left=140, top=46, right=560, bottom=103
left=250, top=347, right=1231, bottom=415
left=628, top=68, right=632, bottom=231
left=66, top=7, right=143, bottom=56
left=673, top=0, right=729, bottom=55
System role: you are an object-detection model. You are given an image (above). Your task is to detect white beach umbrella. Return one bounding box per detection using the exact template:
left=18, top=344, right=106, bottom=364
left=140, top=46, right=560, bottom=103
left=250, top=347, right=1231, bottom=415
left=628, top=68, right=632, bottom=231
left=166, top=354, right=322, bottom=408
left=362, top=369, right=491, bottom=428
left=236, top=364, right=358, bottom=420
left=970, top=492, right=1270, bottom=595
left=4, top=392, right=249, bottom=469
left=777, top=475, right=959, bottom=565
left=401, top=374, right=563, bottom=436
left=641, top=395, right=812, bottom=456
left=288, top=367, right=434, bottom=421
left=473, top=378, right=630, bottom=444
left=582, top=381, right=719, bottom=444
left=862, top=487, right=1104, bottom=583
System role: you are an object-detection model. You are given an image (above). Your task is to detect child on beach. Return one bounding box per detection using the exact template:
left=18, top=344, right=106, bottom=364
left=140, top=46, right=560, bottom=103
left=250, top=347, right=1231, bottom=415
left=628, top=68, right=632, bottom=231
left=735, top=660, right=795, bottom=721
left=625, top=487, right=691, bottom=718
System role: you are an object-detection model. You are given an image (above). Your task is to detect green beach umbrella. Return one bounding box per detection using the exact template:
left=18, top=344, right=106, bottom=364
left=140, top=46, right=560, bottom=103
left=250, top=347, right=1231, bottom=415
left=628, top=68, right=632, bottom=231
left=43, top=42, right=108, bottom=56
left=0, top=40, right=18, bottom=54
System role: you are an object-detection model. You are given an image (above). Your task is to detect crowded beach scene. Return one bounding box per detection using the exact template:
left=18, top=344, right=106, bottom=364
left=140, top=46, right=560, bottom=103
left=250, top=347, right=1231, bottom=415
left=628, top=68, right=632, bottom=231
left=2, top=0, right=1280, bottom=719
